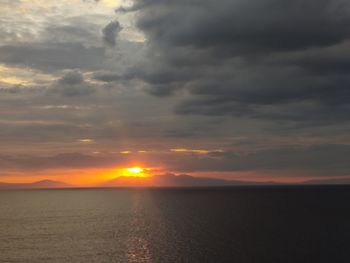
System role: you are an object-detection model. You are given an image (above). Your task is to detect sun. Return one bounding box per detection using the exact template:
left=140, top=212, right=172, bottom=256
left=126, top=167, right=143, bottom=174
left=122, top=167, right=148, bottom=177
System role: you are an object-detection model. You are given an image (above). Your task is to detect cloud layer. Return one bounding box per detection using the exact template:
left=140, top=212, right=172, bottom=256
left=123, top=0, right=350, bottom=125
left=0, top=0, right=349, bottom=182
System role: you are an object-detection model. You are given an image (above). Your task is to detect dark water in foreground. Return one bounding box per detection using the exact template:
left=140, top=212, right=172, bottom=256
left=0, top=186, right=350, bottom=263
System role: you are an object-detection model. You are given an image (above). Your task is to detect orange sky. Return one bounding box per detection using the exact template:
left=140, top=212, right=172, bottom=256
left=0, top=166, right=327, bottom=186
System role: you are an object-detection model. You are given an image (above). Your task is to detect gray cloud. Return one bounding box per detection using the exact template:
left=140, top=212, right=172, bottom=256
left=0, top=43, right=105, bottom=72
left=144, top=144, right=350, bottom=176
left=1, top=0, right=350, bottom=181
left=102, top=20, right=122, bottom=47
left=59, top=70, right=84, bottom=86
left=120, top=0, right=350, bottom=125
left=134, top=0, right=350, bottom=54
left=1, top=144, right=349, bottom=177
left=41, top=24, right=100, bottom=44
left=0, top=153, right=127, bottom=171
left=51, top=70, right=95, bottom=97
left=93, top=72, right=123, bottom=82
left=0, top=85, right=22, bottom=94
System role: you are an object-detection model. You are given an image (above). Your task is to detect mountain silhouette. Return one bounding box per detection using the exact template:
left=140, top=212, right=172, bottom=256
left=0, top=180, right=72, bottom=189
left=101, top=173, right=255, bottom=188
left=303, top=178, right=350, bottom=185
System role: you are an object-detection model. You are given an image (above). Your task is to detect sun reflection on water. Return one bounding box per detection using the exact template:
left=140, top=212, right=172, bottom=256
left=126, top=192, right=153, bottom=263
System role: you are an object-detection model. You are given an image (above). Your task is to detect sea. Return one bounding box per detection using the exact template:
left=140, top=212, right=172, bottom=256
left=0, top=186, right=349, bottom=263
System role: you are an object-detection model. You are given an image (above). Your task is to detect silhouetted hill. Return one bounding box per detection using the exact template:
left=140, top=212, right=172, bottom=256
left=303, top=178, right=350, bottom=185
left=101, top=173, right=255, bottom=187
left=0, top=180, right=72, bottom=189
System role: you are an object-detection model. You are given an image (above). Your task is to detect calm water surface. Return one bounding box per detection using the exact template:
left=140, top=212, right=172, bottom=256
left=0, top=186, right=350, bottom=263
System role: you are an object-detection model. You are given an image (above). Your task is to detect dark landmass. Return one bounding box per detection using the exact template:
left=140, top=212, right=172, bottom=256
left=101, top=173, right=257, bottom=188
left=303, top=177, right=350, bottom=185
left=0, top=180, right=72, bottom=189
left=2, top=174, right=350, bottom=190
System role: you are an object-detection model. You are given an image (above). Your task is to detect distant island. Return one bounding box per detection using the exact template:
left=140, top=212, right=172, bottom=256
left=0, top=180, right=72, bottom=190
left=100, top=173, right=254, bottom=188
left=1, top=174, right=350, bottom=190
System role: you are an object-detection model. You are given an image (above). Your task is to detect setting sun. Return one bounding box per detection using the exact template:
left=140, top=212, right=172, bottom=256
left=126, top=167, right=143, bottom=174
left=120, top=167, right=149, bottom=178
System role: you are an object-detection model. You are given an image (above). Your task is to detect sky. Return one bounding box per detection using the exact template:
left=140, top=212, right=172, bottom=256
left=0, top=0, right=350, bottom=185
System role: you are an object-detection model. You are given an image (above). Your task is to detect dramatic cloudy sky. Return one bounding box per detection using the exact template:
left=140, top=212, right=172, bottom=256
left=1, top=0, right=350, bottom=184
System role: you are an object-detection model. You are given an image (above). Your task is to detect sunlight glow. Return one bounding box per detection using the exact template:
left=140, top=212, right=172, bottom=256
left=171, top=148, right=210, bottom=154
left=101, top=0, right=122, bottom=7
left=126, top=167, right=143, bottom=174
left=119, top=167, right=150, bottom=178
left=170, top=148, right=224, bottom=154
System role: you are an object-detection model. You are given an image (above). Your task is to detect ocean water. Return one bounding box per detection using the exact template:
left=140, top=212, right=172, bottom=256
left=0, top=186, right=350, bottom=263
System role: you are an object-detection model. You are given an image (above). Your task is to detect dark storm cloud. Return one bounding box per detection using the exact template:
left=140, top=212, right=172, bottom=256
left=133, top=0, right=350, bottom=53
left=51, top=70, right=95, bottom=97
left=102, top=20, right=122, bottom=47
left=277, top=42, right=350, bottom=75
left=0, top=43, right=105, bottom=72
left=93, top=72, right=123, bottom=82
left=215, top=144, right=350, bottom=175
left=122, top=0, right=350, bottom=124
left=59, top=70, right=84, bottom=86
